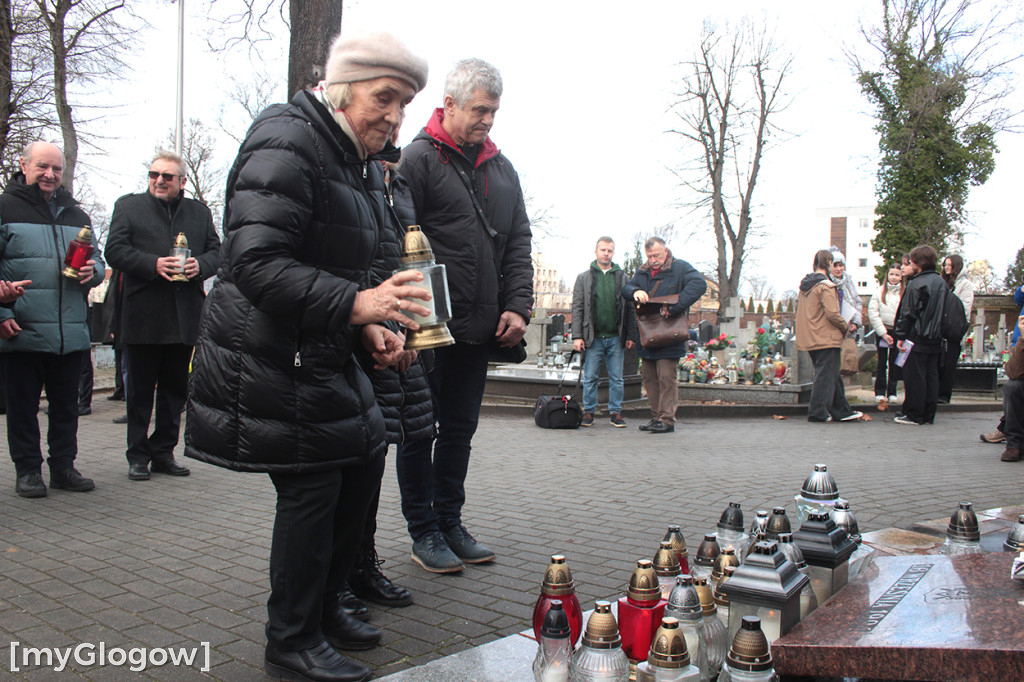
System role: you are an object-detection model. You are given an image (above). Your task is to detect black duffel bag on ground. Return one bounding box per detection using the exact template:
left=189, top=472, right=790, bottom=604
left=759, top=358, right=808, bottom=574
left=534, top=353, right=583, bottom=429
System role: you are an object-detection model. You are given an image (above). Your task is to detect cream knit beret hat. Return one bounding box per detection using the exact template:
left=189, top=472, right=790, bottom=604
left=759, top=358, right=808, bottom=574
left=324, top=30, right=428, bottom=93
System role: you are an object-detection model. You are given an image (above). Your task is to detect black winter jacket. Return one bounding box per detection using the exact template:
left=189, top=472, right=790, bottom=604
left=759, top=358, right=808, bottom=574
left=622, top=252, right=707, bottom=360
left=401, top=108, right=533, bottom=343
left=185, top=90, right=393, bottom=473
left=105, top=192, right=220, bottom=345
left=894, top=269, right=945, bottom=351
left=368, top=165, right=433, bottom=445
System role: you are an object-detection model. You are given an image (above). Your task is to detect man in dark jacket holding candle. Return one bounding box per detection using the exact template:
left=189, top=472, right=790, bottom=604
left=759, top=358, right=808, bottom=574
left=0, top=141, right=104, bottom=498
left=622, top=237, right=706, bottom=433
left=105, top=151, right=220, bottom=481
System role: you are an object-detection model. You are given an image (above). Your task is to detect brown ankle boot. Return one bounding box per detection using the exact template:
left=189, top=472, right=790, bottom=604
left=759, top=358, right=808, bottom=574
left=1001, top=447, right=1021, bottom=462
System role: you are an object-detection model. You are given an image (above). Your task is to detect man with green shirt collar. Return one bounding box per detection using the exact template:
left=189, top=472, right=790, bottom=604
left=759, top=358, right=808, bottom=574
left=571, top=237, right=637, bottom=428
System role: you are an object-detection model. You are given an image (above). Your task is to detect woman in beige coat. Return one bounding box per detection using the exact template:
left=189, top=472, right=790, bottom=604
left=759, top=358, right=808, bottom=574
left=796, top=249, right=863, bottom=423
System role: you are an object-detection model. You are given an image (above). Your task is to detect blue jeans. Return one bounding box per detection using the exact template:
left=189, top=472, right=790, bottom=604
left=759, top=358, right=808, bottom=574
left=582, top=337, right=624, bottom=414
left=396, top=342, right=490, bottom=541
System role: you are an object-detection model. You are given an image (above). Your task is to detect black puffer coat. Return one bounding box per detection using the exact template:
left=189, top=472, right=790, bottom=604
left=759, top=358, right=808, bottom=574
left=401, top=108, right=533, bottom=343
left=185, top=90, right=393, bottom=473
left=368, top=166, right=433, bottom=445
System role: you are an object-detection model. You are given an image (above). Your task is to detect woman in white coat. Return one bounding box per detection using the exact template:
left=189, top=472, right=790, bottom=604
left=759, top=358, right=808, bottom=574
left=867, top=264, right=905, bottom=402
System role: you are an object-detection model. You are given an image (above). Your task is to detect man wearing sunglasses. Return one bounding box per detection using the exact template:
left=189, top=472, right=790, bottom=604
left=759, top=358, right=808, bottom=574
left=105, top=151, right=220, bottom=482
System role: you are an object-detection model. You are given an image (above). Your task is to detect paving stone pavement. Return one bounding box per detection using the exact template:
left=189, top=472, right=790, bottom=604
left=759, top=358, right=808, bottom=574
left=0, top=395, right=1019, bottom=680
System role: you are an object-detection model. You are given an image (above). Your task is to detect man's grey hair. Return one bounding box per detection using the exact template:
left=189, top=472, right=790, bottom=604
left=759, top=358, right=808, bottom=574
left=152, top=150, right=186, bottom=177
left=644, top=237, right=666, bottom=251
left=444, top=58, right=502, bottom=107
left=595, top=236, right=615, bottom=247
left=22, top=141, right=65, bottom=165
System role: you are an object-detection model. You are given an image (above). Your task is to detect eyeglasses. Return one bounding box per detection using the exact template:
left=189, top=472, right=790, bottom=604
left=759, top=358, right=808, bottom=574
left=148, top=171, right=180, bottom=182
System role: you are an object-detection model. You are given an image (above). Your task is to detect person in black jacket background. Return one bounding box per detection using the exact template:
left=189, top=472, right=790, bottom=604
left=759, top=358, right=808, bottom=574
left=395, top=58, right=533, bottom=574
left=185, top=31, right=431, bottom=682
left=893, top=245, right=946, bottom=425
left=622, top=238, right=707, bottom=434
left=105, top=151, right=221, bottom=481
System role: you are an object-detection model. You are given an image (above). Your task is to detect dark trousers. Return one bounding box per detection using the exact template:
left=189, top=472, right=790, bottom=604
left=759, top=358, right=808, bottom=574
left=902, top=346, right=940, bottom=424
left=266, top=454, right=384, bottom=649
left=2, top=351, right=85, bottom=476
left=1003, top=379, right=1024, bottom=450
left=874, top=343, right=901, bottom=398
left=78, top=347, right=93, bottom=409
left=123, top=344, right=192, bottom=465
left=396, top=341, right=489, bottom=541
left=808, top=347, right=853, bottom=421
left=938, top=340, right=961, bottom=402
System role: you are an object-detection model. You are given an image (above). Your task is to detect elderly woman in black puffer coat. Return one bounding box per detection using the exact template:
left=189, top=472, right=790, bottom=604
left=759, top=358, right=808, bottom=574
left=185, top=31, right=429, bottom=682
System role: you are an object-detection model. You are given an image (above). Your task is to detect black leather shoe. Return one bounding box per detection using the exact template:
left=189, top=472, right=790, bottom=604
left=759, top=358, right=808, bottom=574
left=16, top=472, right=47, bottom=498
left=50, top=467, right=95, bottom=492
left=638, top=419, right=659, bottom=431
left=265, top=640, right=370, bottom=682
left=112, top=414, right=128, bottom=424
left=322, top=605, right=382, bottom=651
left=78, top=405, right=91, bottom=416
left=337, top=585, right=370, bottom=621
left=349, top=550, right=413, bottom=607
left=647, top=421, right=675, bottom=434
left=443, top=524, right=496, bottom=564
left=128, top=463, right=150, bottom=480
left=151, top=459, right=190, bottom=476
left=106, top=390, right=124, bottom=401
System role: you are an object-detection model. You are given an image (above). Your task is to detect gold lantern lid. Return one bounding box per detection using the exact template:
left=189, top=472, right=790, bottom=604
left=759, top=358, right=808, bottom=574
left=693, top=576, right=717, bottom=616
left=400, top=225, right=434, bottom=265
left=647, top=618, right=690, bottom=669
left=173, top=232, right=188, bottom=249
left=726, top=616, right=773, bottom=672
left=75, top=226, right=93, bottom=242
left=714, top=565, right=735, bottom=608
left=695, top=533, right=721, bottom=568
left=540, top=554, right=576, bottom=596
left=627, top=559, right=662, bottom=603
left=653, top=541, right=681, bottom=578
left=711, top=548, right=740, bottom=584
left=580, top=600, right=621, bottom=649
left=662, top=524, right=689, bottom=559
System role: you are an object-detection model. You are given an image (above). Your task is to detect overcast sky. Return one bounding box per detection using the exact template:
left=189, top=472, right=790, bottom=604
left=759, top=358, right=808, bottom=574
left=81, top=0, right=1024, bottom=297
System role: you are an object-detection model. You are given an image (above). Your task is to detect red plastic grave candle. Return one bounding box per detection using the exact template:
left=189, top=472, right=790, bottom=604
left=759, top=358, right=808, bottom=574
left=533, top=555, right=583, bottom=647
left=62, top=226, right=93, bottom=279
left=618, top=559, right=668, bottom=663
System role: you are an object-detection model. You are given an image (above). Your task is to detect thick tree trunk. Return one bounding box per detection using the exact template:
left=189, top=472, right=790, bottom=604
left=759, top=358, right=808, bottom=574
left=288, top=0, right=342, bottom=97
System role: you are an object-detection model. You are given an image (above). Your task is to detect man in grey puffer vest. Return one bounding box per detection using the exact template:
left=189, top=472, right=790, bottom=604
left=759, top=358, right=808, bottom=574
left=0, top=141, right=104, bottom=498
left=572, top=236, right=636, bottom=428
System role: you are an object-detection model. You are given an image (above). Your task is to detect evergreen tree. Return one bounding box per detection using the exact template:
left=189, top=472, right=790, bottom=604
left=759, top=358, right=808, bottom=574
left=1006, top=244, right=1024, bottom=289
left=766, top=299, right=775, bottom=315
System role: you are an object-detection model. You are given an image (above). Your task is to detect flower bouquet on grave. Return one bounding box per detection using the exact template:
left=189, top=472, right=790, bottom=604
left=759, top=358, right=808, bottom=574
left=704, top=332, right=735, bottom=351
left=751, top=327, right=775, bottom=359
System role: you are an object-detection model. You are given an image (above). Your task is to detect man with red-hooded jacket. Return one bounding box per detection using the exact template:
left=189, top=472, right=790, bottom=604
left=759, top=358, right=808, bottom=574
left=396, top=58, right=533, bottom=574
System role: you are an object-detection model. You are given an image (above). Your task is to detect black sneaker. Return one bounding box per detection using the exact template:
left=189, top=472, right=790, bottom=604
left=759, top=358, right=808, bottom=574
left=610, top=413, right=626, bottom=428
left=639, top=419, right=659, bottom=431
left=50, top=468, right=95, bottom=492
left=581, top=412, right=594, bottom=427
left=442, top=524, right=496, bottom=564
left=411, top=532, right=464, bottom=573
left=16, top=472, right=47, bottom=498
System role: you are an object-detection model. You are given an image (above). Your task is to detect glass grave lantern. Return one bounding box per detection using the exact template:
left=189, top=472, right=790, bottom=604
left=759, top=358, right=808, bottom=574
left=711, top=548, right=740, bottom=586
left=635, top=618, right=702, bottom=682
left=62, top=226, right=94, bottom=279
left=792, top=512, right=857, bottom=606
left=663, top=575, right=707, bottom=681
left=568, top=600, right=630, bottom=682
left=716, top=503, right=750, bottom=560
left=618, top=559, right=668, bottom=663
left=170, top=232, right=190, bottom=282
left=749, top=511, right=770, bottom=540
left=765, top=508, right=791, bottom=541
left=714, top=564, right=736, bottom=627
left=662, top=525, right=690, bottom=574
left=716, top=617, right=779, bottom=682
left=1004, top=514, right=1024, bottom=552
left=534, top=555, right=583, bottom=647
left=939, top=502, right=985, bottom=556
left=693, top=576, right=728, bottom=677
left=720, top=540, right=807, bottom=643
left=831, top=498, right=874, bottom=582
left=793, top=464, right=840, bottom=525
left=533, top=600, right=573, bottom=682
left=653, top=541, right=682, bottom=600
left=692, top=534, right=720, bottom=582
left=775, top=532, right=817, bottom=620
left=397, top=225, right=455, bottom=350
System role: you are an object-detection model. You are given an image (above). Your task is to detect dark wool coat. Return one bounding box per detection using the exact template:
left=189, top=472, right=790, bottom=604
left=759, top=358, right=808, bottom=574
left=0, top=173, right=104, bottom=355
left=401, top=108, right=533, bottom=343
left=621, top=252, right=707, bottom=360
left=185, top=90, right=395, bottom=473
left=105, top=192, right=220, bottom=345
